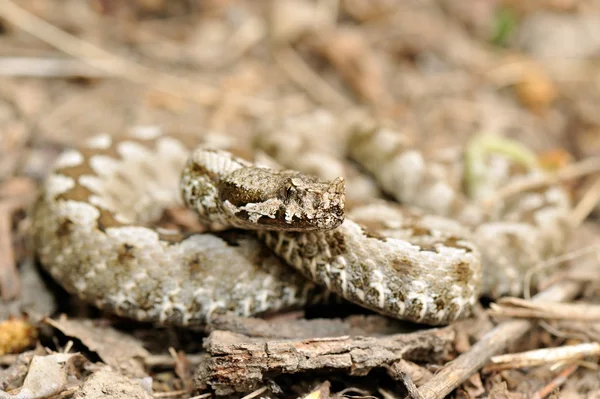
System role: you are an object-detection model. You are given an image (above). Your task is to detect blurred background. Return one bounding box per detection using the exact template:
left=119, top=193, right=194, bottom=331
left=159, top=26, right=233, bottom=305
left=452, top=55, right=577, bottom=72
left=1, top=0, right=600, bottom=169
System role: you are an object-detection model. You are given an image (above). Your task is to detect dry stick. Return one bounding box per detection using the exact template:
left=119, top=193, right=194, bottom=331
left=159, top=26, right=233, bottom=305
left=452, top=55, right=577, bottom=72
left=153, top=389, right=191, bottom=398
left=484, top=342, right=600, bottom=372
left=0, top=57, right=113, bottom=78
left=531, top=363, right=579, bottom=399
left=490, top=297, right=600, bottom=321
left=398, top=372, right=423, bottom=399
left=414, top=280, right=582, bottom=399
left=274, top=45, right=351, bottom=109
left=570, top=175, right=600, bottom=228
left=240, top=387, right=268, bottom=399
left=0, top=1, right=217, bottom=104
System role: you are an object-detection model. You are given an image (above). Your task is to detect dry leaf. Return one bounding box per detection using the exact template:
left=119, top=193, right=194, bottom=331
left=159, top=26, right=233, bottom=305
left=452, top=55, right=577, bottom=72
left=45, top=317, right=150, bottom=378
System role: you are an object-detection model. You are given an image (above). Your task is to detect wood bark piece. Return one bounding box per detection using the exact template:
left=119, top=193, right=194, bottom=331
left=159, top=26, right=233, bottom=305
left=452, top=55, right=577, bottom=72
left=195, top=327, right=455, bottom=395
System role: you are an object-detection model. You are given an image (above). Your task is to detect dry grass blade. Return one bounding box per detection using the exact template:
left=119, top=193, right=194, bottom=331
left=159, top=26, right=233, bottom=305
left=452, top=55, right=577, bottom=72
left=490, top=297, right=600, bottom=321
left=153, top=389, right=191, bottom=398
left=483, top=343, right=600, bottom=372
left=274, top=45, right=351, bottom=109
left=240, top=386, right=269, bottom=399
left=570, top=175, right=600, bottom=227
left=0, top=57, right=113, bottom=78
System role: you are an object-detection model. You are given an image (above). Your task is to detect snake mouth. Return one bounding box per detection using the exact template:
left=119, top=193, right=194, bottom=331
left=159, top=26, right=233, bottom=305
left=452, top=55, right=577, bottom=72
left=217, top=170, right=346, bottom=232
left=231, top=202, right=346, bottom=232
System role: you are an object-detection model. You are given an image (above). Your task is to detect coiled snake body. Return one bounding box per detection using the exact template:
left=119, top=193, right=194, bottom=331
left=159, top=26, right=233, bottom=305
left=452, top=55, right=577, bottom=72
left=31, top=120, right=572, bottom=326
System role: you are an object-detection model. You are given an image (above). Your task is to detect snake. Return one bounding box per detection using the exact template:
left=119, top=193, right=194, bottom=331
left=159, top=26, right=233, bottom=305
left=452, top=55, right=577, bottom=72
left=30, top=114, right=572, bottom=327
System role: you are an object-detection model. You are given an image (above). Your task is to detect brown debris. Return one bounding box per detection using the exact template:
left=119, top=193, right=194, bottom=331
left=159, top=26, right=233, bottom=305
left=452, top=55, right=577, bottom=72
left=44, top=317, right=150, bottom=378
left=195, top=327, right=455, bottom=395
left=513, top=63, right=559, bottom=114
left=0, top=353, right=85, bottom=399
left=0, top=349, right=42, bottom=392
left=0, top=258, right=57, bottom=323
left=0, top=204, right=20, bottom=302
left=169, top=347, right=194, bottom=393
left=73, top=367, right=152, bottom=399
left=0, top=177, right=37, bottom=301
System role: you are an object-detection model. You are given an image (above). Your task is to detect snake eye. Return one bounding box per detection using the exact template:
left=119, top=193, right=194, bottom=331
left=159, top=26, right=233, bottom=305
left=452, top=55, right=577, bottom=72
left=280, top=183, right=296, bottom=203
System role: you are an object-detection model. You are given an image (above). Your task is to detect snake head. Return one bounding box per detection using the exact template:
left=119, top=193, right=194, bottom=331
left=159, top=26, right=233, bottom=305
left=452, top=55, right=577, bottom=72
left=218, top=168, right=346, bottom=231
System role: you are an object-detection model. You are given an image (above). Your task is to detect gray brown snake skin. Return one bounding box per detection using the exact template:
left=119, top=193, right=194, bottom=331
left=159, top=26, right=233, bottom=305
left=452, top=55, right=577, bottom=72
left=31, top=119, right=572, bottom=326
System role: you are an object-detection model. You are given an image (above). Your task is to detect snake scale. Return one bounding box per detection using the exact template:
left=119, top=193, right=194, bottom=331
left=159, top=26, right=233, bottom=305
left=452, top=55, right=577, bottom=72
left=31, top=113, right=572, bottom=326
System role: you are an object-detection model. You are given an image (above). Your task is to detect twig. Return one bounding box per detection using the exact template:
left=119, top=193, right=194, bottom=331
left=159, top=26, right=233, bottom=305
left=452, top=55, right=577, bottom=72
left=153, top=389, right=191, bottom=398
left=196, top=327, right=455, bottom=395
left=484, top=156, right=600, bottom=207
left=274, top=45, right=351, bottom=109
left=240, top=386, right=268, bottom=399
left=531, top=363, right=579, bottom=399
left=489, top=298, right=600, bottom=321
left=0, top=56, right=113, bottom=77
left=0, top=1, right=217, bottom=104
left=398, top=372, right=423, bottom=399
left=414, top=280, right=582, bottom=399
left=385, top=360, right=433, bottom=387
left=483, top=343, right=600, bottom=372
left=570, top=175, right=600, bottom=228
